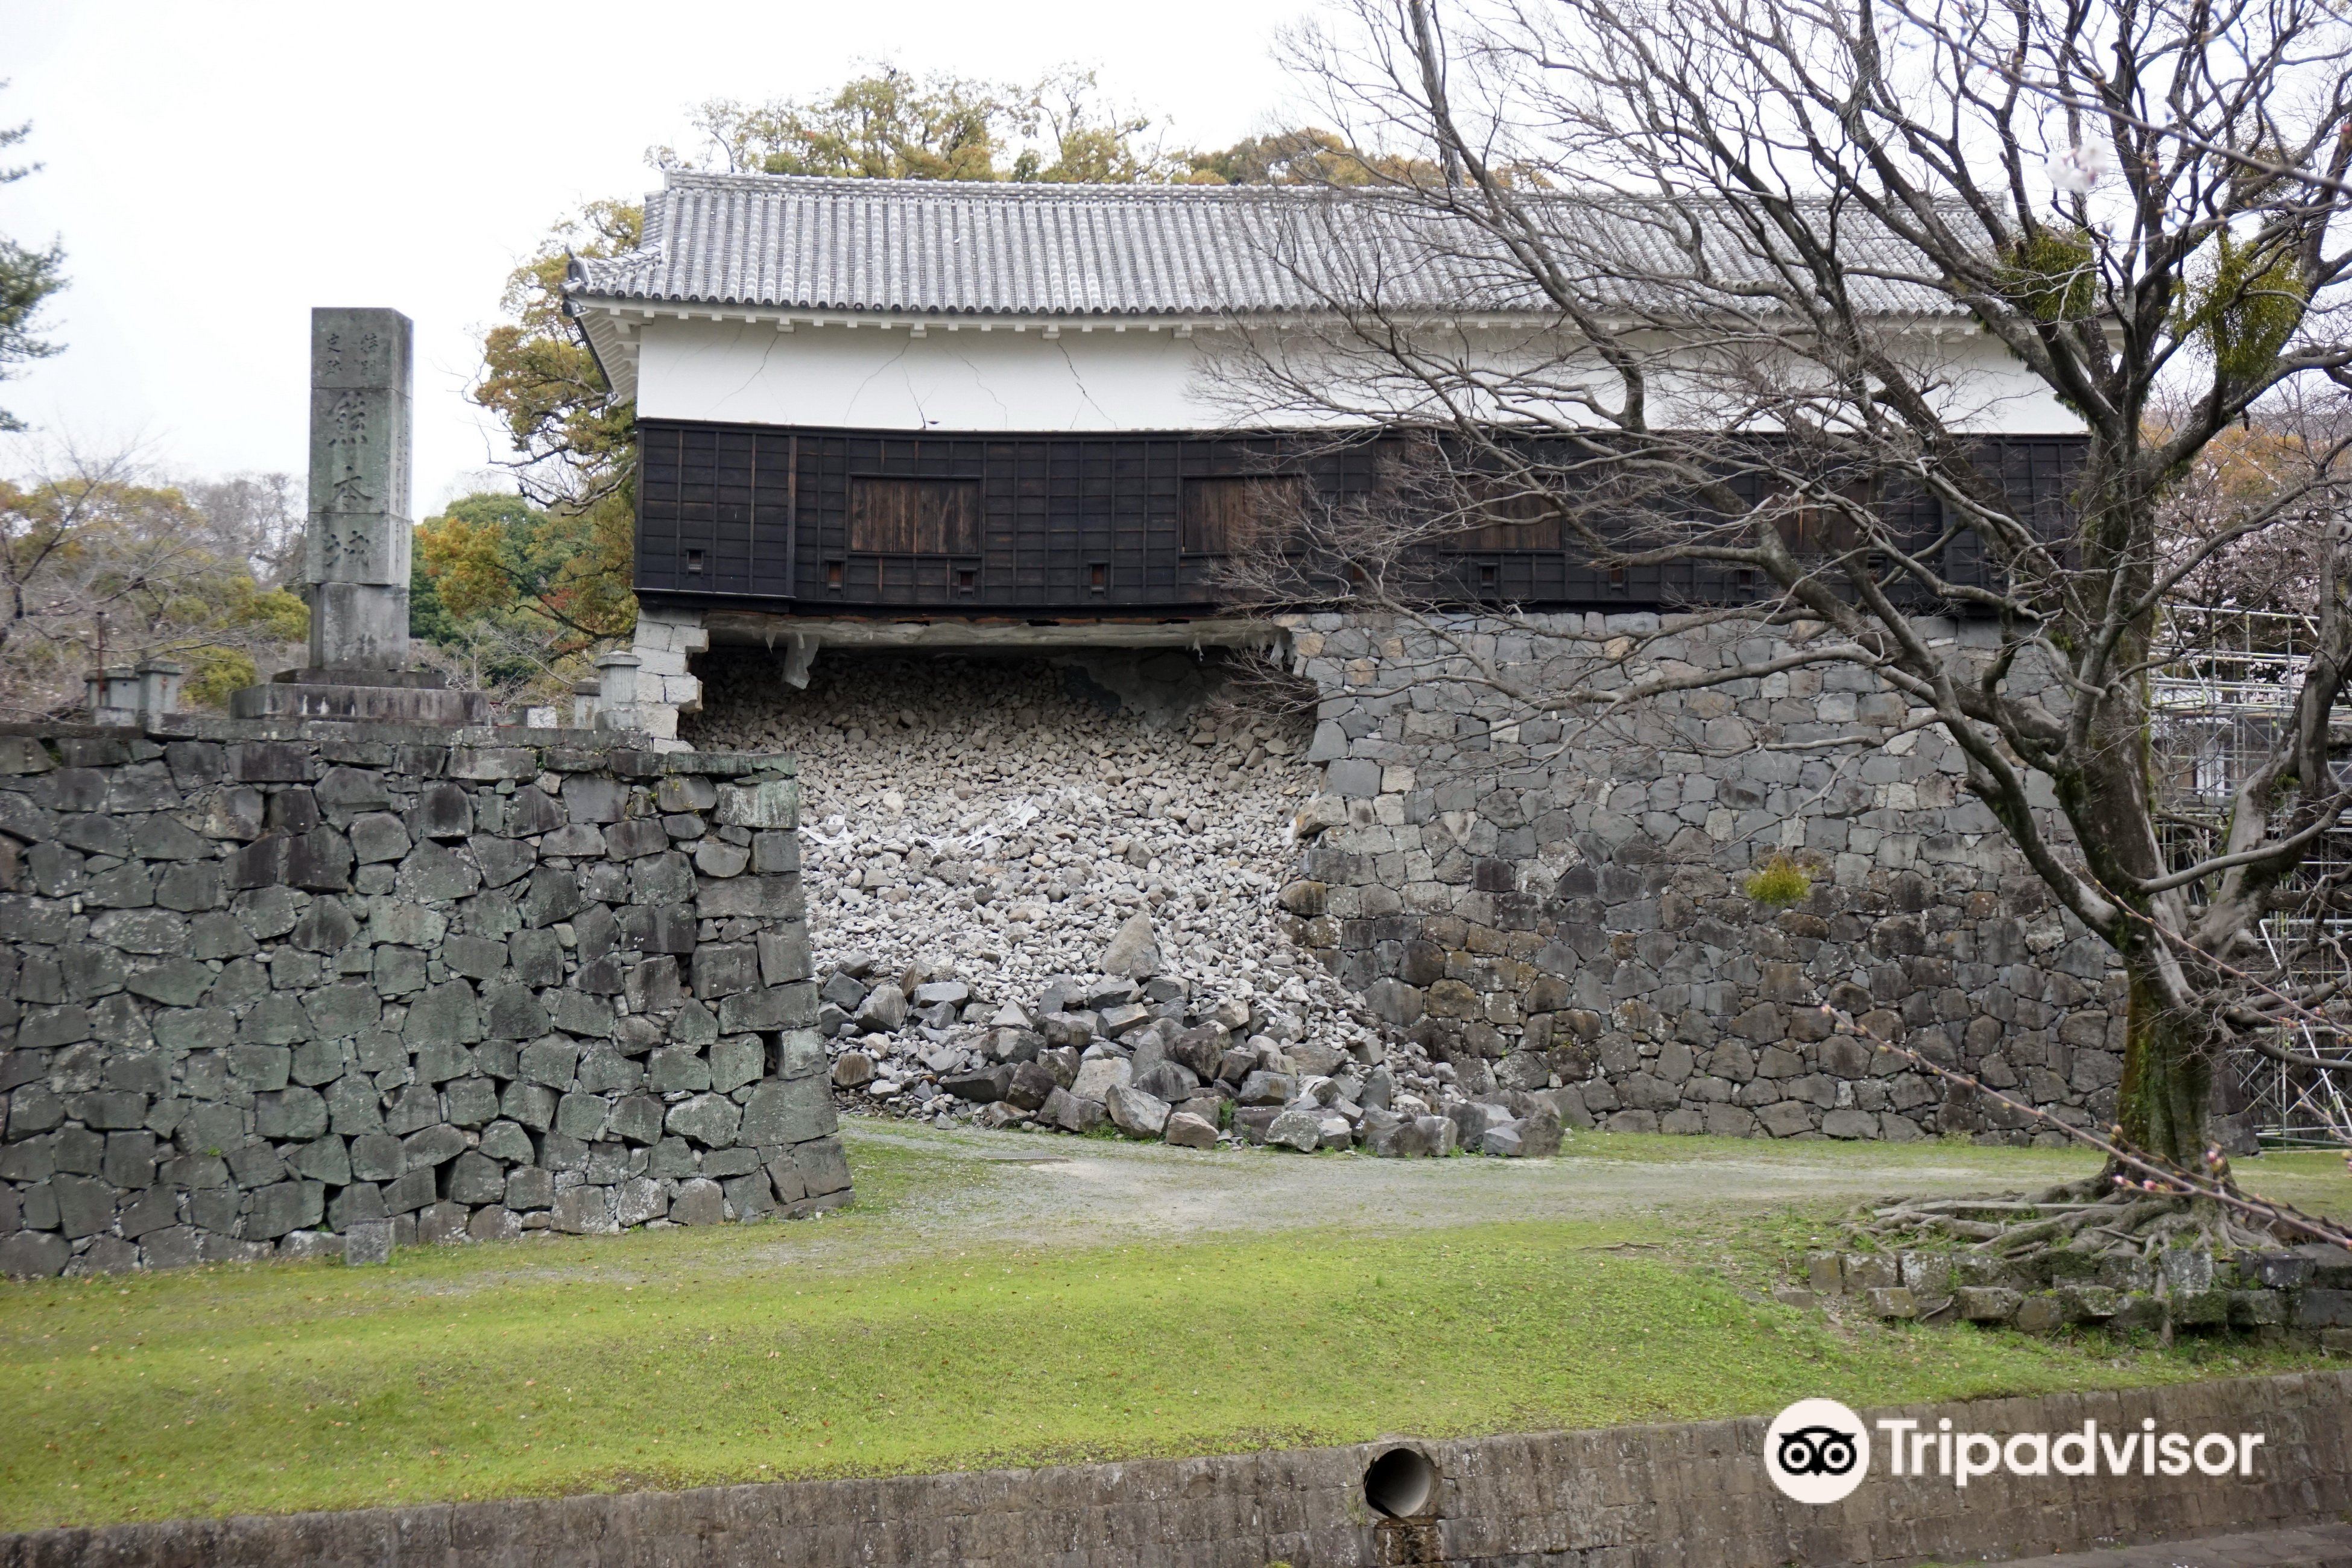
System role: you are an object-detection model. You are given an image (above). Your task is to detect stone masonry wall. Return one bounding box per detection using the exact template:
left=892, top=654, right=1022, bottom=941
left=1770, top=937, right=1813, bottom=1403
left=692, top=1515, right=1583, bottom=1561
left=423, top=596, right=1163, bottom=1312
left=0, top=715, right=842, bottom=1279
left=1283, top=611, right=2123, bottom=1145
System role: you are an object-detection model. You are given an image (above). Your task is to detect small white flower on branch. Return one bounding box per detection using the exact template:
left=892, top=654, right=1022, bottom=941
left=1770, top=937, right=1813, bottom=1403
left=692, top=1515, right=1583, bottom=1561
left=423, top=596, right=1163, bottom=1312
left=2048, top=141, right=2115, bottom=194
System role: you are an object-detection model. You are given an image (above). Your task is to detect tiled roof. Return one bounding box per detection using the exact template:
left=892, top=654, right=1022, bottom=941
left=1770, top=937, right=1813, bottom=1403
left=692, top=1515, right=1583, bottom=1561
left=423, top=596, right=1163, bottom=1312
left=564, top=171, right=1968, bottom=320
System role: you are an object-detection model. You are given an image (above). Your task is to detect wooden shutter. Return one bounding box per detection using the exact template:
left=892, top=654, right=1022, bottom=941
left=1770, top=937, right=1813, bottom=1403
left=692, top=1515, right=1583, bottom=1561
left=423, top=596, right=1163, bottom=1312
left=849, top=476, right=980, bottom=554
left=1181, top=476, right=1301, bottom=554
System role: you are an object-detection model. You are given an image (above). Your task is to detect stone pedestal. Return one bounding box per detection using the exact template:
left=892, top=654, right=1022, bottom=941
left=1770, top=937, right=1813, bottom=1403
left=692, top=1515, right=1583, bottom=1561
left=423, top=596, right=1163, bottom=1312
left=229, top=667, right=488, bottom=724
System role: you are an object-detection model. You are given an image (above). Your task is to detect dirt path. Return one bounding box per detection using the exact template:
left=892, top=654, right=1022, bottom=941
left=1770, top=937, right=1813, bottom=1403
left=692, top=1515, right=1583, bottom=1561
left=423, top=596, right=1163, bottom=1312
left=393, top=1121, right=2344, bottom=1297
left=827, top=1119, right=2116, bottom=1252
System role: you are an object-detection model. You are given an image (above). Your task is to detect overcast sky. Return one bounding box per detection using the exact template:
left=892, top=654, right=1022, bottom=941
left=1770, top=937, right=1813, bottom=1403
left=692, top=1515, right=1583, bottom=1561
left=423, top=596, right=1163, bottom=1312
left=0, top=1, right=1304, bottom=508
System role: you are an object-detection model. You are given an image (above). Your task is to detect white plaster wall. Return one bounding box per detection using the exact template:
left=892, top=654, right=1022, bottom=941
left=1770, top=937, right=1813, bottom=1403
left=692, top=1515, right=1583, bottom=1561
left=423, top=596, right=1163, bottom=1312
left=633, top=319, right=1229, bottom=432
left=627, top=315, right=2084, bottom=437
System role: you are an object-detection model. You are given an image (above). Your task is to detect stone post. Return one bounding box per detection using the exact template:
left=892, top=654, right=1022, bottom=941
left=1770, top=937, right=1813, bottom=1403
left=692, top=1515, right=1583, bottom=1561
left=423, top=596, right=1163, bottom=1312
left=135, top=659, right=184, bottom=718
left=85, top=667, right=139, bottom=726
left=572, top=678, right=602, bottom=729
left=305, top=307, right=413, bottom=672
left=595, top=651, right=642, bottom=732
left=229, top=305, right=486, bottom=725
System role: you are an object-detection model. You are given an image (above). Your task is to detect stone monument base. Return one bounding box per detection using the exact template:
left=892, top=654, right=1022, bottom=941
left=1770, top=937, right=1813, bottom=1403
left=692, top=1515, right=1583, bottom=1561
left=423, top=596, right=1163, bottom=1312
left=229, top=668, right=489, bottom=725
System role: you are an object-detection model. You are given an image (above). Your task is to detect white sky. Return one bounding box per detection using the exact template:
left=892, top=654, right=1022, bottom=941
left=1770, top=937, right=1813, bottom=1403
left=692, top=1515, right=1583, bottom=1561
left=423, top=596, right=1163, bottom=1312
left=0, top=1, right=1305, bottom=508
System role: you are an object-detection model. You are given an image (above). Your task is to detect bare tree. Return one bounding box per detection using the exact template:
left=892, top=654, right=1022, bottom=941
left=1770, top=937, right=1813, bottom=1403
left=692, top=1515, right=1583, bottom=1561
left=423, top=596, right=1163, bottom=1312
left=1213, top=0, right=2352, bottom=1252
left=178, top=470, right=304, bottom=587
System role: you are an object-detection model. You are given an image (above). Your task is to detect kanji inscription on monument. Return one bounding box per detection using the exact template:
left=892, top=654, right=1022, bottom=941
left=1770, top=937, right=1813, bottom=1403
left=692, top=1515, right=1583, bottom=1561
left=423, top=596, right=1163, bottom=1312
left=227, top=305, right=486, bottom=724
left=305, top=306, right=413, bottom=670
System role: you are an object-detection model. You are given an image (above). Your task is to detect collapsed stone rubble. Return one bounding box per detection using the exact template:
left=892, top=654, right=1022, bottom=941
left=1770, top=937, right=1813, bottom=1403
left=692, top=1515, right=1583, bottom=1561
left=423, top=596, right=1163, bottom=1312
left=809, top=911, right=1564, bottom=1157
left=684, top=651, right=1559, bottom=1153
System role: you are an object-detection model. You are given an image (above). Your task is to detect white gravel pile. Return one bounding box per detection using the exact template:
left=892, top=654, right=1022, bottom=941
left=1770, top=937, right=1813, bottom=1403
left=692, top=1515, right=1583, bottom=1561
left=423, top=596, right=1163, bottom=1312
left=681, top=653, right=1383, bottom=1058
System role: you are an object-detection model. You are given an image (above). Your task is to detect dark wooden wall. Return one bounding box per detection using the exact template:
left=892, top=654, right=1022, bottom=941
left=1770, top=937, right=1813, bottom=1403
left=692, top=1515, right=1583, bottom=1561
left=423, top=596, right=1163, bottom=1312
left=634, top=419, right=2088, bottom=616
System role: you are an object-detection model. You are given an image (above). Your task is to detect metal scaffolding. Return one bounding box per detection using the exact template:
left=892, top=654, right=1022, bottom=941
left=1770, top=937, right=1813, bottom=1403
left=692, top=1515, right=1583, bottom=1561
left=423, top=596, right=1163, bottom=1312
left=2152, top=607, right=2352, bottom=1145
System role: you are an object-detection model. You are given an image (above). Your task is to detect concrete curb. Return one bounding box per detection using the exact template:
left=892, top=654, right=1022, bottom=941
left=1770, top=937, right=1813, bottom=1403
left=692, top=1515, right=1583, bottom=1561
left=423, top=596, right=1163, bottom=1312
left=5, top=1370, right=2348, bottom=1566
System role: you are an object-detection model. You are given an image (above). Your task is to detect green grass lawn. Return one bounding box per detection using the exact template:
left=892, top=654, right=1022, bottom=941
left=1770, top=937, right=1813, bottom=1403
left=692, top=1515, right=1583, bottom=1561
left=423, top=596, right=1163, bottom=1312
left=0, top=1133, right=2341, bottom=1534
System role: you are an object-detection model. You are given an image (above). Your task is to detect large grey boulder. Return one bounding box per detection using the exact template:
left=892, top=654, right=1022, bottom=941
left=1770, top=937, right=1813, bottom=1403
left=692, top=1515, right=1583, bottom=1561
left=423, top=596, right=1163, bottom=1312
left=1263, top=1107, right=1324, bottom=1152
left=1364, top=1111, right=1432, bottom=1158
left=1041, top=1011, right=1096, bottom=1049
left=1417, top=1114, right=1459, bottom=1155
left=1070, top=1052, right=1131, bottom=1104
left=853, top=983, right=908, bottom=1034
left=1099, top=911, right=1160, bottom=978
left=1104, top=1084, right=1171, bottom=1138
left=1481, top=1122, right=1527, bottom=1157
left=1517, top=1104, right=1565, bottom=1157
left=1452, top=1100, right=1513, bottom=1148
left=1236, top=1070, right=1295, bottom=1107
left=1006, top=1060, right=1058, bottom=1111
left=1098, top=1002, right=1154, bottom=1038
left=1133, top=1060, right=1198, bottom=1102
left=1043, top=1086, right=1103, bottom=1134
left=1163, top=1111, right=1219, bottom=1149
left=941, top=1064, right=1011, bottom=1104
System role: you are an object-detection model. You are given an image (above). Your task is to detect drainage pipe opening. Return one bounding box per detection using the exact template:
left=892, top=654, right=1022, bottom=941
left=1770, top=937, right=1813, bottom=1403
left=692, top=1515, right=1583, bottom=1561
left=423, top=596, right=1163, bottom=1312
left=1364, top=1447, right=1438, bottom=1520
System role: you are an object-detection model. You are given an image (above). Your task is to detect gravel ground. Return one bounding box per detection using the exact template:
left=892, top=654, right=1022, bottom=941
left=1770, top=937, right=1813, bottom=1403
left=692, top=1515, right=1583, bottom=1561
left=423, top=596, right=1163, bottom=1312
left=827, top=1120, right=2120, bottom=1253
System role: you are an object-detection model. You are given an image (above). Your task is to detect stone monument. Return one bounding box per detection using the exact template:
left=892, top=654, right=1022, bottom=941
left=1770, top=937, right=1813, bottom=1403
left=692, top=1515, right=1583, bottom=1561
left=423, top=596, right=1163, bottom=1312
left=231, top=306, right=487, bottom=724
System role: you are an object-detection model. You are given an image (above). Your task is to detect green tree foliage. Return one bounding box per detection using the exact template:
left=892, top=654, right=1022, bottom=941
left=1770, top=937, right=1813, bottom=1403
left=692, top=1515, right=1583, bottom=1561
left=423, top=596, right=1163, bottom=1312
left=1999, top=228, right=2099, bottom=324
left=475, top=198, right=642, bottom=511
left=1181, top=127, right=1406, bottom=185
left=2174, top=232, right=2310, bottom=383
left=0, top=83, right=68, bottom=434
left=413, top=492, right=630, bottom=695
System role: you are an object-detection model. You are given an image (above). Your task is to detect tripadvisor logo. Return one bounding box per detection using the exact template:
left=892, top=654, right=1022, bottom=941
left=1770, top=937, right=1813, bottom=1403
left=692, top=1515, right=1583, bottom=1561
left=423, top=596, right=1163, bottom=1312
left=1764, top=1399, right=2267, bottom=1505
left=1765, top=1399, right=1871, bottom=1503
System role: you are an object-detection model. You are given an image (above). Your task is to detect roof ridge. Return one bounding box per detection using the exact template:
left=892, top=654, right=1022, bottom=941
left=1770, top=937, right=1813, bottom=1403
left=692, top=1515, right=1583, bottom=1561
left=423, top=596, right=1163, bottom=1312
left=660, top=168, right=1338, bottom=203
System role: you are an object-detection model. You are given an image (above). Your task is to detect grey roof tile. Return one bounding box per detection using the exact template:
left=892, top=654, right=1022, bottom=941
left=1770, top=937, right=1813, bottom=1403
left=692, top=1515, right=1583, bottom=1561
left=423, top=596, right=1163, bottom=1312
left=567, top=171, right=1967, bottom=320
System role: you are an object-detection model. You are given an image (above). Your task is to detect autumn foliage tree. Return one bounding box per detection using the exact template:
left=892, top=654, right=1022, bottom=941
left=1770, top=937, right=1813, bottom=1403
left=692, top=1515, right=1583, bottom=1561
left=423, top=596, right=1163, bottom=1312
left=412, top=492, right=634, bottom=693
left=0, top=450, right=308, bottom=718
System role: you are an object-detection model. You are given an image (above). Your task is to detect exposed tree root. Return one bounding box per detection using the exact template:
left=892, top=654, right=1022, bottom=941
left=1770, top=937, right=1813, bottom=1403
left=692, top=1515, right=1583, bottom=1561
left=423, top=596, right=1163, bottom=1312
left=1850, top=1177, right=2289, bottom=1275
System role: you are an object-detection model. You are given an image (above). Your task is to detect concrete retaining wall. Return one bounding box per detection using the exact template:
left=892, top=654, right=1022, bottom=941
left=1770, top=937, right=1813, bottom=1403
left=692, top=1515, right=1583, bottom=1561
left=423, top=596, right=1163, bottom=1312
left=0, top=715, right=842, bottom=1278
left=5, top=1371, right=2344, bottom=1566
left=1282, top=611, right=2133, bottom=1146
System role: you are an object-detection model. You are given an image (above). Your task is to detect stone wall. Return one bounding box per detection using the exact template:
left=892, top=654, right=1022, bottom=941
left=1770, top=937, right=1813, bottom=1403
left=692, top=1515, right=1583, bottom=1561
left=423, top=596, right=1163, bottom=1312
left=627, top=605, right=710, bottom=744
left=6, top=1371, right=2345, bottom=1566
left=1282, top=611, right=2123, bottom=1145
left=0, top=715, right=842, bottom=1279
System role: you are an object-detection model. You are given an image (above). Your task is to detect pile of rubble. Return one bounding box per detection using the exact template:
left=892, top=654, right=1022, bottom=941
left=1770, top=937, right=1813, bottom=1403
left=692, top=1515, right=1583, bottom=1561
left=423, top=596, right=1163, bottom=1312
left=687, top=651, right=1362, bottom=1016
left=685, top=652, right=1563, bottom=1157
left=815, top=910, right=1564, bottom=1158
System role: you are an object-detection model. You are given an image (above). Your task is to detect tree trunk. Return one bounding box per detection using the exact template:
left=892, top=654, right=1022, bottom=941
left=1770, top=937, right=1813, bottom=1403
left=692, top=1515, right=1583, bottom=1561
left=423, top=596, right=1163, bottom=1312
left=2114, top=957, right=2212, bottom=1165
